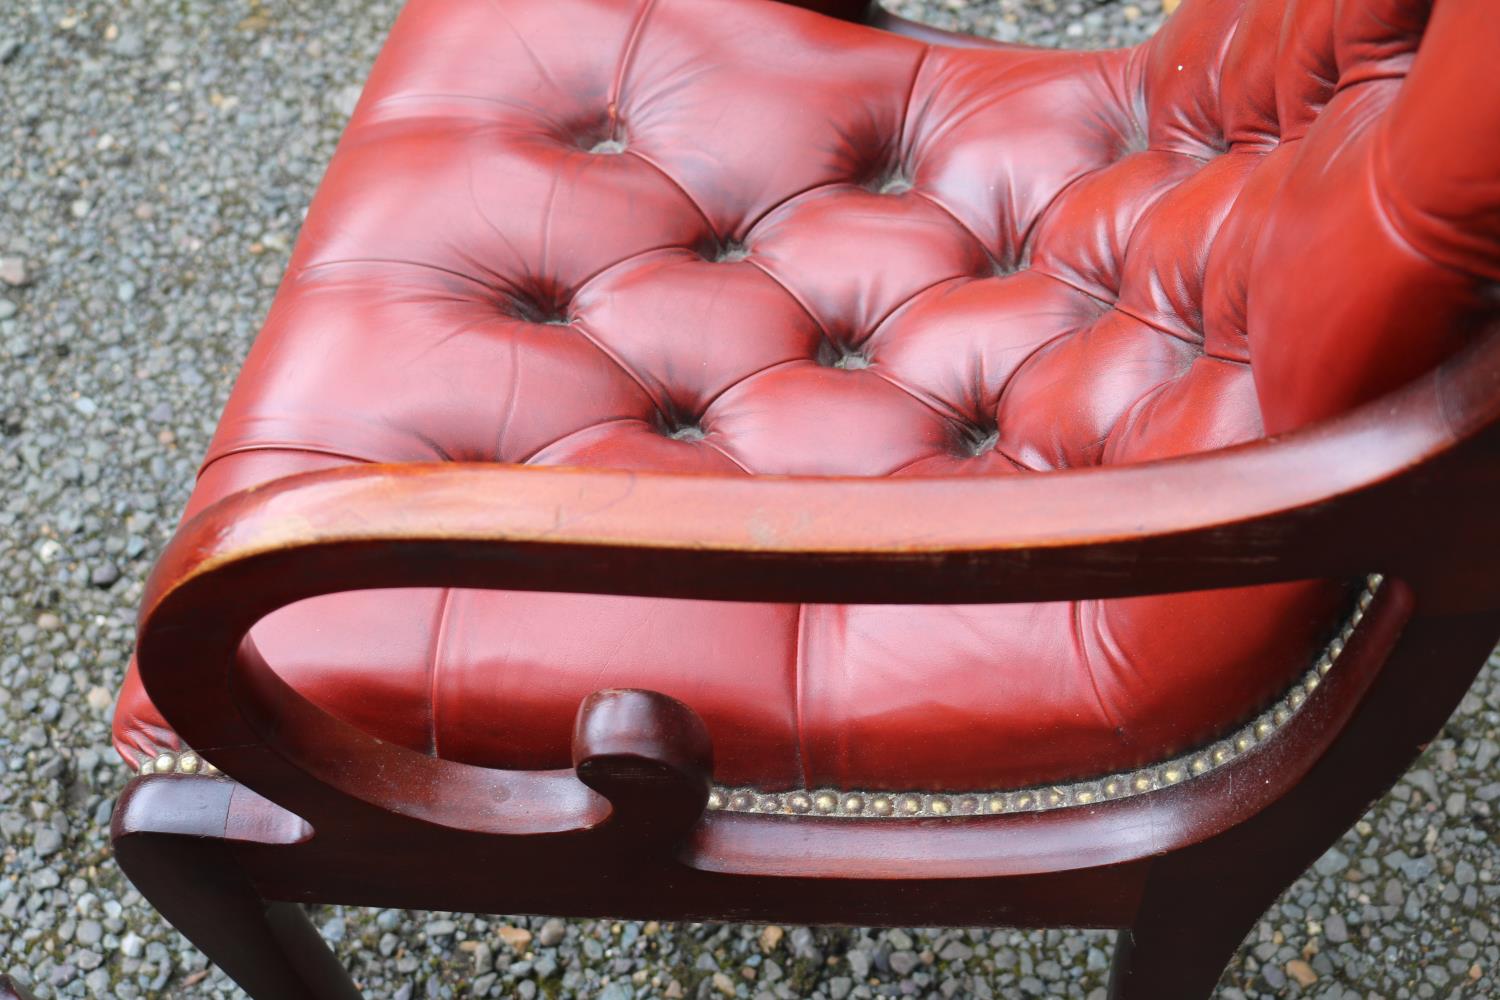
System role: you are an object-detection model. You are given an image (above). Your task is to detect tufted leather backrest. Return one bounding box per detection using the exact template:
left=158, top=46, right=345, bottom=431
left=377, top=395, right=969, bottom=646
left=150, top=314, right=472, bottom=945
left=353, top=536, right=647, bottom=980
left=1230, top=0, right=1500, bottom=433
left=197, top=0, right=1500, bottom=492
left=1117, top=0, right=1500, bottom=438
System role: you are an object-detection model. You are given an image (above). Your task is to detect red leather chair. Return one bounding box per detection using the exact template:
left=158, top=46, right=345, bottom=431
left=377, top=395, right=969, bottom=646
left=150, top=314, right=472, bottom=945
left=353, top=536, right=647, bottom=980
left=109, top=0, right=1500, bottom=997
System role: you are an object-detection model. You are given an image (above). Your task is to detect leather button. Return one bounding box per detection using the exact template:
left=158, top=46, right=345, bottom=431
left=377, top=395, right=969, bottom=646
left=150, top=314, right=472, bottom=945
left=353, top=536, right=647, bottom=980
left=956, top=422, right=999, bottom=458
left=711, top=239, right=750, bottom=263
left=816, top=338, right=870, bottom=370
left=869, top=171, right=913, bottom=195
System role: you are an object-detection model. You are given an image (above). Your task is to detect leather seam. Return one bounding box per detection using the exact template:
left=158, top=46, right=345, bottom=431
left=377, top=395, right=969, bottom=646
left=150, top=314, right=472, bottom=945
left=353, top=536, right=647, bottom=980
left=860, top=273, right=976, bottom=347
left=427, top=589, right=455, bottom=758
left=518, top=416, right=647, bottom=466
left=196, top=443, right=376, bottom=482
left=896, top=45, right=933, bottom=167
left=1027, top=267, right=1117, bottom=310
left=1072, top=599, right=1127, bottom=739
left=568, top=314, right=676, bottom=416
left=608, top=0, right=659, bottom=136
left=864, top=365, right=967, bottom=425
left=694, top=358, right=806, bottom=416
left=883, top=446, right=1029, bottom=475
left=1101, top=368, right=1188, bottom=463
left=745, top=257, right=834, bottom=341
left=571, top=245, right=704, bottom=299
left=619, top=148, right=720, bottom=238
left=740, top=178, right=878, bottom=239
left=908, top=189, right=997, bottom=262
left=989, top=324, right=1090, bottom=432
left=299, top=256, right=501, bottom=292
left=1014, top=156, right=1127, bottom=270
left=698, top=437, right=756, bottom=476
left=1107, top=301, right=1205, bottom=349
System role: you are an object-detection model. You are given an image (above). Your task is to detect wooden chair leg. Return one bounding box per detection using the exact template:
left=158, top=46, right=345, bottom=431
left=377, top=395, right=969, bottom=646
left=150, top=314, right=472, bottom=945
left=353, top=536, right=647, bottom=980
left=1106, top=860, right=1268, bottom=1000
left=1111, top=607, right=1500, bottom=999
left=111, top=776, right=362, bottom=1000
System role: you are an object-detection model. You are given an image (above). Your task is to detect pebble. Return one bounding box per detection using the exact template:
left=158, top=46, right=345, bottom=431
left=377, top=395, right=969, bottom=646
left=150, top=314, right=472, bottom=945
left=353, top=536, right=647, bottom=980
left=1314, top=847, right=1350, bottom=877
left=0, top=255, right=29, bottom=287
left=496, top=925, right=532, bottom=951
left=536, top=916, right=566, bottom=947
left=1286, top=958, right=1318, bottom=986
left=33, top=829, right=63, bottom=857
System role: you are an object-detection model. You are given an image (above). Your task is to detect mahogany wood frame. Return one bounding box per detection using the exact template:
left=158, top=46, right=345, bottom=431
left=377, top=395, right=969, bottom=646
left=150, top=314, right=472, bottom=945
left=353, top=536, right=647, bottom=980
left=108, top=9, right=1500, bottom=997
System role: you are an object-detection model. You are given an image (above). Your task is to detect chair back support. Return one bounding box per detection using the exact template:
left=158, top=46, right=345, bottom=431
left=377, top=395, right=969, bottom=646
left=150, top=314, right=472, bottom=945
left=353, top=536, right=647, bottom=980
left=1136, top=0, right=1500, bottom=433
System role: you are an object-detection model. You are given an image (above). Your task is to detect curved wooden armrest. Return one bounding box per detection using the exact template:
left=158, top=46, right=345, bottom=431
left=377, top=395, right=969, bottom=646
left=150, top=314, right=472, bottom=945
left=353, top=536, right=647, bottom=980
left=133, top=331, right=1500, bottom=833
left=142, top=329, right=1500, bottom=623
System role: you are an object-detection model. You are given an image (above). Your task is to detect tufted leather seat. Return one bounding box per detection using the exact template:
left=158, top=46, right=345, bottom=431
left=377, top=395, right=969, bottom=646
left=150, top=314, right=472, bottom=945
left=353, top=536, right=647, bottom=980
left=114, top=0, right=1499, bottom=793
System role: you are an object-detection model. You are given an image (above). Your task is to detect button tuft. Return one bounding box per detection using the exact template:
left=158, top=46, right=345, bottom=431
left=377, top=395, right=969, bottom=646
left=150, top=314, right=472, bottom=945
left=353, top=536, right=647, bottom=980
left=956, top=422, right=999, bottom=458
left=867, top=169, right=913, bottom=196
left=713, top=239, right=750, bottom=263
left=589, top=137, right=627, bottom=155
left=501, top=290, right=571, bottom=326
left=816, top=338, right=870, bottom=370
left=654, top=408, right=707, bottom=442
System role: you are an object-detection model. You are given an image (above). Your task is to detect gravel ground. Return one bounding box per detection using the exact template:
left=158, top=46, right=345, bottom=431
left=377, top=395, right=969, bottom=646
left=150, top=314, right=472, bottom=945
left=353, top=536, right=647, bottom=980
left=0, top=0, right=1495, bottom=997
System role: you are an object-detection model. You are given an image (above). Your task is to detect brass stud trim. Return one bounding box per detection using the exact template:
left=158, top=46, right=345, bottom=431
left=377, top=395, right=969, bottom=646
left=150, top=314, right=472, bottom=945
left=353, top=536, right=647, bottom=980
left=708, top=575, right=1381, bottom=820
left=136, top=749, right=226, bottom=779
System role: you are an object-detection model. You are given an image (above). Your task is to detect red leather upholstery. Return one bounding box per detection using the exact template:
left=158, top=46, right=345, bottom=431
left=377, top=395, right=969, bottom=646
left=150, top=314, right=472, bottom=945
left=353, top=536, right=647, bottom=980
left=114, top=0, right=1500, bottom=791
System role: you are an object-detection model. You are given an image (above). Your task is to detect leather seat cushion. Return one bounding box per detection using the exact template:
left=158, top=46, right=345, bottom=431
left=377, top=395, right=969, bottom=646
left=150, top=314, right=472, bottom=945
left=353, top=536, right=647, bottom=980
left=116, top=0, right=1496, bottom=790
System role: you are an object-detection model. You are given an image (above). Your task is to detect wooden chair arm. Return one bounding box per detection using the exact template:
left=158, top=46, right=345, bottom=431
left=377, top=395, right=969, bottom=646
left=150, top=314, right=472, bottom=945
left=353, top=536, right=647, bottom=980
left=132, top=330, right=1500, bottom=834
left=141, top=331, right=1500, bottom=624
